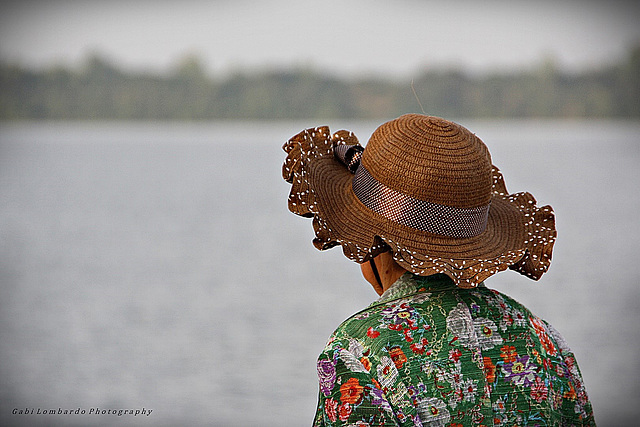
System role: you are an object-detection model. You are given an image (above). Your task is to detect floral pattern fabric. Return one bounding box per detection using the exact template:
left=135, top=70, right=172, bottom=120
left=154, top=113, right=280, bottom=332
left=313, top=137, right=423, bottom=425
left=313, top=273, right=595, bottom=426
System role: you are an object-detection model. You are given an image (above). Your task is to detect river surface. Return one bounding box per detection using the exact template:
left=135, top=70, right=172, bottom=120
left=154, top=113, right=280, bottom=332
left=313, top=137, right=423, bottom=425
left=1, top=119, right=639, bottom=426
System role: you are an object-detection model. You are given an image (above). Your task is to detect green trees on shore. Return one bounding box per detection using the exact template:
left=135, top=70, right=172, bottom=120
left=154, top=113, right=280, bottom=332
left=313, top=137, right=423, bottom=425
left=1, top=47, right=638, bottom=120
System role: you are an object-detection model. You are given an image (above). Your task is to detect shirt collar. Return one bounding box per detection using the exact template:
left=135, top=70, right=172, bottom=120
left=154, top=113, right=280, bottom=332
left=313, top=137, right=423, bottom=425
left=377, top=273, right=420, bottom=302
left=375, top=272, right=457, bottom=305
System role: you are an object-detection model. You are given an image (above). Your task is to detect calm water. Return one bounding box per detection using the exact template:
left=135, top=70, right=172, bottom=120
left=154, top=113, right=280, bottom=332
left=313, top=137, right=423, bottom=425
left=0, top=119, right=639, bottom=426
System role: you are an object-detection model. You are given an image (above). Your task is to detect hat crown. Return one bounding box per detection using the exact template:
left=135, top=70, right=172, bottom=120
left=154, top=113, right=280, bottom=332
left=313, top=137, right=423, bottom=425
left=362, top=114, right=493, bottom=209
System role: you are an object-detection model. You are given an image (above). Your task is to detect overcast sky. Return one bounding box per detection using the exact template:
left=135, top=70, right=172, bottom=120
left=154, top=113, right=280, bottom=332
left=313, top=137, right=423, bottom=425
left=1, top=0, right=639, bottom=78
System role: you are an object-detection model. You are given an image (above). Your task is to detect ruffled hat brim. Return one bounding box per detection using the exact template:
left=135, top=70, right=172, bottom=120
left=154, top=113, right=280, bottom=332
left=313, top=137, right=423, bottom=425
left=283, top=125, right=556, bottom=288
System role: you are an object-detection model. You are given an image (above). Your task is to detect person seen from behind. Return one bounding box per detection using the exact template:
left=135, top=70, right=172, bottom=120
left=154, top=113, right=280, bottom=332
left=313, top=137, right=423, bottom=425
left=282, top=114, right=595, bottom=426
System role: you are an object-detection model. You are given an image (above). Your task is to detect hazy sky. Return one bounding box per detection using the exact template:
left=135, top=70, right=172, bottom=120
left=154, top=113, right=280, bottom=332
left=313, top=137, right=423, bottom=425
left=1, top=0, right=639, bottom=77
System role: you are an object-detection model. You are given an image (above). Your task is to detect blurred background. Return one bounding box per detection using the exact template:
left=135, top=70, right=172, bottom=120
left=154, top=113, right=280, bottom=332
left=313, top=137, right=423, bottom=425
left=1, top=0, right=639, bottom=426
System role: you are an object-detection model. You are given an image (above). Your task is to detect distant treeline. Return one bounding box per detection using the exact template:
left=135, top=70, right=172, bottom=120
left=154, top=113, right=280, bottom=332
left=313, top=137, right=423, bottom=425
left=1, top=47, right=638, bottom=120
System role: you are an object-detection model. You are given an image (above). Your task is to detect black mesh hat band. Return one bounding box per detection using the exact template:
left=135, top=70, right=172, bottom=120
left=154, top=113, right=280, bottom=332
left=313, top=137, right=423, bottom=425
left=352, top=165, right=491, bottom=238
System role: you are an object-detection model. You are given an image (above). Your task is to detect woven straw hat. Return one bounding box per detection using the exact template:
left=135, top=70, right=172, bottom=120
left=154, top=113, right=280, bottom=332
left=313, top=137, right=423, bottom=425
left=282, top=114, right=556, bottom=288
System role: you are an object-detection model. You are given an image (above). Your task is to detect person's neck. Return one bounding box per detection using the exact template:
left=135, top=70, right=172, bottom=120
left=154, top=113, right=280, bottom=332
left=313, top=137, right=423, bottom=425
left=372, top=252, right=407, bottom=294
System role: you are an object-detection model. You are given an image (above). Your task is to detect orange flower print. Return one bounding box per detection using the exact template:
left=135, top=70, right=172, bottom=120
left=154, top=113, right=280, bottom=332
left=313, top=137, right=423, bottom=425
left=340, top=377, right=364, bottom=405
left=389, top=346, right=408, bottom=369
left=500, top=345, right=518, bottom=363
left=540, top=332, right=557, bottom=355
left=532, top=349, right=543, bottom=365
left=563, top=382, right=577, bottom=400
left=483, top=356, right=496, bottom=383
left=530, top=316, right=557, bottom=356
left=360, top=356, right=371, bottom=372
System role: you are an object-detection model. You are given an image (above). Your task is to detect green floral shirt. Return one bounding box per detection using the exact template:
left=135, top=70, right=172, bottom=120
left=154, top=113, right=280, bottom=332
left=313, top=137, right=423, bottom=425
left=313, top=273, right=595, bottom=426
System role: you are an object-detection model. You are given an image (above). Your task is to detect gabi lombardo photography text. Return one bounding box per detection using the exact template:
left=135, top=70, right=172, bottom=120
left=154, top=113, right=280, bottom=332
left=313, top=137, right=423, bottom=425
left=12, top=407, right=153, bottom=417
